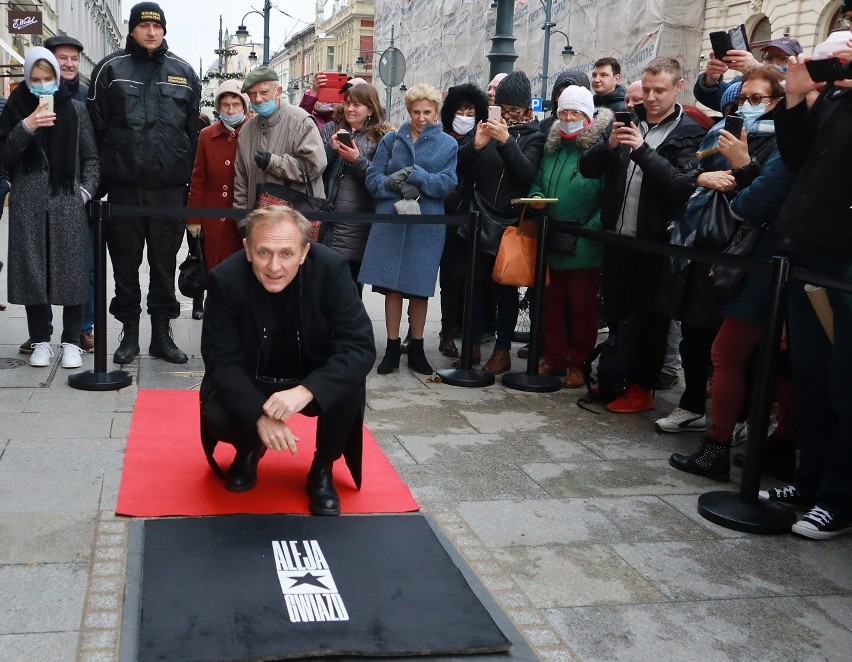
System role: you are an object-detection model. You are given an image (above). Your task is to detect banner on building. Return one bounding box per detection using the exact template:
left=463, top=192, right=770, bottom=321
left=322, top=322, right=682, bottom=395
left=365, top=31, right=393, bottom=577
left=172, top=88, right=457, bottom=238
left=8, top=10, right=43, bottom=35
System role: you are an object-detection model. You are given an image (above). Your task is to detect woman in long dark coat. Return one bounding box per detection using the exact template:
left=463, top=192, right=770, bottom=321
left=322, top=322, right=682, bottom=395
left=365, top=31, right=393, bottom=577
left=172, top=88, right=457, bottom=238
left=0, top=47, right=99, bottom=369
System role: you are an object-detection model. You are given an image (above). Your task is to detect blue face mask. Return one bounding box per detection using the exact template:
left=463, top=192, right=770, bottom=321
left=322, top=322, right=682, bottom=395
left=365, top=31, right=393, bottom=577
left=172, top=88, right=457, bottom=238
left=738, top=101, right=766, bottom=122
left=220, top=112, right=245, bottom=127
left=250, top=98, right=277, bottom=118
left=28, top=81, right=60, bottom=96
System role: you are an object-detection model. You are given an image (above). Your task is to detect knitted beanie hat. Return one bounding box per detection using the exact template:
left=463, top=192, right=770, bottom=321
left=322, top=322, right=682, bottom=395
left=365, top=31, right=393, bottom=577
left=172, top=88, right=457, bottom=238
left=557, top=85, right=595, bottom=120
left=720, top=81, right=743, bottom=111
left=129, top=2, right=166, bottom=34
left=494, top=70, right=532, bottom=108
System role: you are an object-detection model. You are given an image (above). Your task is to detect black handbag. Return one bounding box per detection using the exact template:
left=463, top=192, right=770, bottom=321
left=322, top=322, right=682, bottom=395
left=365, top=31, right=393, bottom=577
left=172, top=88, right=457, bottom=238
left=178, top=232, right=206, bottom=298
left=710, top=224, right=766, bottom=300
left=694, top=190, right=738, bottom=251
left=254, top=158, right=332, bottom=241
left=547, top=219, right=581, bottom=255
left=458, top=169, right=519, bottom=257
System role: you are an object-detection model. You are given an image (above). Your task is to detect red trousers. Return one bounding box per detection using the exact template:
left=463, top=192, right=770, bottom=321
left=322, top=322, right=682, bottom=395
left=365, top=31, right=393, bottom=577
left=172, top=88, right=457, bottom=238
left=541, top=268, right=600, bottom=372
left=709, top=316, right=794, bottom=442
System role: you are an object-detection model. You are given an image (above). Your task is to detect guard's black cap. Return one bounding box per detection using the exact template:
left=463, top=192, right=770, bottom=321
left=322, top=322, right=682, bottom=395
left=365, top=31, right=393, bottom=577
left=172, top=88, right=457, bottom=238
left=44, top=35, right=84, bottom=53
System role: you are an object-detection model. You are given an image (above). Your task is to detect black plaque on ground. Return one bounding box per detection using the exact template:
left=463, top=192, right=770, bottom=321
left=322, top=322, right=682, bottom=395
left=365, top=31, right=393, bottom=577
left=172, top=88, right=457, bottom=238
left=131, top=514, right=512, bottom=661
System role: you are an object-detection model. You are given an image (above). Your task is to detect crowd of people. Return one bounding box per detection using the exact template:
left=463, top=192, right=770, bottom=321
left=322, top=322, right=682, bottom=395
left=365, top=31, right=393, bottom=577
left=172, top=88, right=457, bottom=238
left=1, top=1, right=850, bottom=533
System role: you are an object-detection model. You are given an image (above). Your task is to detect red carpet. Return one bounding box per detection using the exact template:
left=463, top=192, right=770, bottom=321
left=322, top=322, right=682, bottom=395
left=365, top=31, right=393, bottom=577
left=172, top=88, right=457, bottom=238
left=116, top=389, right=418, bottom=517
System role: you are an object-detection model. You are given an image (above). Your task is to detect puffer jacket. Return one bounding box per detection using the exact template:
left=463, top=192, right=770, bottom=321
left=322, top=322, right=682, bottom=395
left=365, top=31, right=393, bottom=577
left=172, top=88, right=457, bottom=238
left=457, top=118, right=545, bottom=216
left=529, top=109, right=612, bottom=270
left=319, top=119, right=391, bottom=262
left=87, top=36, right=202, bottom=188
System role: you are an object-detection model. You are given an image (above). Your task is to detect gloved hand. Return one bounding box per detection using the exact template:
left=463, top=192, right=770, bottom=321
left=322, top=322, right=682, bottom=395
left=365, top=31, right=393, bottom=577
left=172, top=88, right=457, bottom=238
left=186, top=224, right=202, bottom=238
left=254, top=150, right=272, bottom=171
left=385, top=166, right=414, bottom=191
left=398, top=181, right=421, bottom=200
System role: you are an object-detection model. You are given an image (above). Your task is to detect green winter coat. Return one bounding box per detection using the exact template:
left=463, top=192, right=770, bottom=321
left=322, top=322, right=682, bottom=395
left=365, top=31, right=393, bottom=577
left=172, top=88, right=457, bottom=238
left=529, top=108, right=611, bottom=270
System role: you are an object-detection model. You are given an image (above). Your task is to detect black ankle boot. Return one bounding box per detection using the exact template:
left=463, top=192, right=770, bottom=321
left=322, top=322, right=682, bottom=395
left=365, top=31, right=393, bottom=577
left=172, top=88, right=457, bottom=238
left=406, top=338, right=433, bottom=375
left=192, top=293, right=204, bottom=320
left=149, top=316, right=188, bottom=364
left=400, top=329, right=411, bottom=354
left=113, top=320, right=140, bottom=364
left=226, top=446, right=266, bottom=492
left=438, top=329, right=459, bottom=357
left=306, top=462, right=340, bottom=515
left=669, top=438, right=731, bottom=482
left=377, top=338, right=401, bottom=374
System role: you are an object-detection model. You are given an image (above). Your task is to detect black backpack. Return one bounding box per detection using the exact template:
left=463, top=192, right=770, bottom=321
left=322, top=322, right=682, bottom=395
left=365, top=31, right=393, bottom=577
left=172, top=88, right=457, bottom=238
left=580, top=316, right=640, bottom=407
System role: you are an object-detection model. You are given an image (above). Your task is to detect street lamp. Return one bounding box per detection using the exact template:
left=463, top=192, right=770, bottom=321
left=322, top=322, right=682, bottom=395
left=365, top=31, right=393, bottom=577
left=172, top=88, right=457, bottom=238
left=235, top=0, right=271, bottom=65
left=539, top=0, right=574, bottom=101
left=248, top=51, right=258, bottom=67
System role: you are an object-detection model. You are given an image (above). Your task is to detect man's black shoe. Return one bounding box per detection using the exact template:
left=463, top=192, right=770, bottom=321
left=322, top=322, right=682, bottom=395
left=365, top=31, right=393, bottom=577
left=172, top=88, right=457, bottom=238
left=226, top=447, right=265, bottom=492
left=149, top=316, right=188, bottom=364
left=306, top=463, right=341, bottom=516
left=113, top=321, right=140, bottom=364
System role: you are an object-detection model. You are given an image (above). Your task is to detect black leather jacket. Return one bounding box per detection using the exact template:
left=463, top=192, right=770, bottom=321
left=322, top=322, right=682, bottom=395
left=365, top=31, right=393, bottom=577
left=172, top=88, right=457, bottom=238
left=87, top=36, right=201, bottom=188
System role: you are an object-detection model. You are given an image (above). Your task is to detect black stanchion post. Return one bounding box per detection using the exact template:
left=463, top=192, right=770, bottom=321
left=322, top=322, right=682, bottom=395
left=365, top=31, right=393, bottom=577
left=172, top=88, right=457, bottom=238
left=502, top=214, right=561, bottom=392
left=69, top=200, right=133, bottom=392
left=437, top=210, right=495, bottom=387
left=698, top=255, right=797, bottom=533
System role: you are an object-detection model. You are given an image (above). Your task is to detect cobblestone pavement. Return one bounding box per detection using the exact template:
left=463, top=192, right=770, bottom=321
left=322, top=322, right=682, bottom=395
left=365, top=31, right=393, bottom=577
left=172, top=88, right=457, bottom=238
left=1, top=213, right=850, bottom=661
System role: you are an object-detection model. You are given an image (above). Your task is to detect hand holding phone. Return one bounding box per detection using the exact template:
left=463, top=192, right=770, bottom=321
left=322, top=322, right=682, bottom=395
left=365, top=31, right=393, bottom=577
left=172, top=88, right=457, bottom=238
left=805, top=57, right=850, bottom=83
left=336, top=131, right=354, bottom=149
left=723, top=114, right=744, bottom=137
left=614, top=111, right=632, bottom=125
left=487, top=106, right=502, bottom=122
left=39, top=94, right=54, bottom=114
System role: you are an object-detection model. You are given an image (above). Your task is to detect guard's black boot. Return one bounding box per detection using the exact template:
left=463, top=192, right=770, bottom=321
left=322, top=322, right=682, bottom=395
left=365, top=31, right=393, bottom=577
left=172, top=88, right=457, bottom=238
left=306, top=461, right=340, bottom=516
left=669, top=438, right=731, bottom=482
left=225, top=445, right=266, bottom=492
left=149, top=316, right=188, bottom=364
left=406, top=338, right=433, bottom=375
left=113, top=320, right=140, bottom=365
left=376, top=338, right=401, bottom=374
left=192, top=293, right=204, bottom=320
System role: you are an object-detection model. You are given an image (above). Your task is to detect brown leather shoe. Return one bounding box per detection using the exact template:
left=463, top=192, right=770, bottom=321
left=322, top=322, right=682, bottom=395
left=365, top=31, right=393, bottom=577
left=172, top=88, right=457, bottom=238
left=452, top=344, right=481, bottom=367
left=483, top=349, right=511, bottom=374
left=563, top=370, right=585, bottom=388
left=537, top=361, right=567, bottom=376
left=79, top=331, right=95, bottom=353
left=517, top=344, right=529, bottom=358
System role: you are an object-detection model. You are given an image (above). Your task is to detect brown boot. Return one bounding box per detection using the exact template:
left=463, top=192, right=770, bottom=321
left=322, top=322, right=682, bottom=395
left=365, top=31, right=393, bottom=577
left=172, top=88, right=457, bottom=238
left=483, top=349, right=511, bottom=374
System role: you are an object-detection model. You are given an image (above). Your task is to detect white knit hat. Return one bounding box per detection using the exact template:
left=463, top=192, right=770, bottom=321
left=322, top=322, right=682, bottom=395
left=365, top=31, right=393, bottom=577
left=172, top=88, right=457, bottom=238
left=557, top=85, right=594, bottom=121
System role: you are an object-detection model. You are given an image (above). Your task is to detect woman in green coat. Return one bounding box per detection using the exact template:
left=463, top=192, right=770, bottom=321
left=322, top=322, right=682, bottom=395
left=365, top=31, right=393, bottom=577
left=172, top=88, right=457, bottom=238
left=529, top=86, right=611, bottom=388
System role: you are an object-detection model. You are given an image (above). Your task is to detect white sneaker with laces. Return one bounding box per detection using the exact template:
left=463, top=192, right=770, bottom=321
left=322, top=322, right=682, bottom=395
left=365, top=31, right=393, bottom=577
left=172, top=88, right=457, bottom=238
left=29, top=342, right=54, bottom=367
left=654, top=407, right=707, bottom=433
left=61, top=342, right=83, bottom=369
left=792, top=505, right=852, bottom=540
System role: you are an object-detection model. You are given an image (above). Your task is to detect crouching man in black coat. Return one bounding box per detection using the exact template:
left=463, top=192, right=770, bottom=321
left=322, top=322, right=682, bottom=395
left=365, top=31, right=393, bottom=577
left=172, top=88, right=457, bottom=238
left=199, top=205, right=376, bottom=515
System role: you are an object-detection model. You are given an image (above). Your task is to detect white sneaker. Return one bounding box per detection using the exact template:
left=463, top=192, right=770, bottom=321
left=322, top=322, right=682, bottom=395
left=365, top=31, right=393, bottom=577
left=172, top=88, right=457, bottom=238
left=61, top=342, right=83, bottom=369
left=29, top=342, right=54, bottom=367
left=654, top=407, right=707, bottom=433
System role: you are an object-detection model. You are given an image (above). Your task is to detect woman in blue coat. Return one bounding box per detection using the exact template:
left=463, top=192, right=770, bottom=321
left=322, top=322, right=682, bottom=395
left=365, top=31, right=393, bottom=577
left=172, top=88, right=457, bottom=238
left=360, top=83, right=458, bottom=375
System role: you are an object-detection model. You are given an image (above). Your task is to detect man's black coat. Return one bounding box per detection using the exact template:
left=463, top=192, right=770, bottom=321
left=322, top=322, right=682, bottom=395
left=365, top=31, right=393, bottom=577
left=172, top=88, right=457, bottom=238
left=200, top=242, right=376, bottom=483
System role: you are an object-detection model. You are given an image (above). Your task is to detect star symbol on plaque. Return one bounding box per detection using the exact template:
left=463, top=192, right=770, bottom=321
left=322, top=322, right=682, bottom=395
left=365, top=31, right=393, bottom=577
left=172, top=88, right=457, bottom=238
left=289, top=572, right=329, bottom=590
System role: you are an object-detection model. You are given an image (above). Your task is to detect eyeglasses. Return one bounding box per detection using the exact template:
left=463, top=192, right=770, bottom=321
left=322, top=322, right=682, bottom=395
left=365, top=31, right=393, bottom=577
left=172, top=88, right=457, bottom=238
left=737, top=94, right=775, bottom=105
left=499, top=105, right=527, bottom=117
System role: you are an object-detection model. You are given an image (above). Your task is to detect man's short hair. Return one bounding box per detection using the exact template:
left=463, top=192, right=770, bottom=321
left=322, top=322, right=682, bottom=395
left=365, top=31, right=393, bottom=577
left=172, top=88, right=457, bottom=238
left=244, top=206, right=312, bottom=246
left=643, top=57, right=683, bottom=83
left=593, top=57, right=621, bottom=76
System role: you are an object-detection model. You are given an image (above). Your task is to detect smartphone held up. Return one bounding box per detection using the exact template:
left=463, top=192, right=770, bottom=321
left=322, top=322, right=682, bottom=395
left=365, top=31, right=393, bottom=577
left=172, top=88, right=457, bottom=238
left=39, top=94, right=54, bottom=114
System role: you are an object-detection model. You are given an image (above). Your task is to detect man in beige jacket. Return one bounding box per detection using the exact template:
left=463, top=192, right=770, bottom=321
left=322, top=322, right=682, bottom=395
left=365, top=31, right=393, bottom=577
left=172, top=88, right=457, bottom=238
left=233, top=66, right=327, bottom=231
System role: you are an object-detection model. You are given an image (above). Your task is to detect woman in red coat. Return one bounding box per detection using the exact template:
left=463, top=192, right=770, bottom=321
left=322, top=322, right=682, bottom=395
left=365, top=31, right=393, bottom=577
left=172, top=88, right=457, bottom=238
left=187, top=80, right=250, bottom=316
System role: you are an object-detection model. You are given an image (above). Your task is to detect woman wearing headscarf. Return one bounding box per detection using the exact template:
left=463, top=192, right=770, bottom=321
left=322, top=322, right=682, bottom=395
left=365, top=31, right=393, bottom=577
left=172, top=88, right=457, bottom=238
left=0, top=47, right=99, bottom=368
left=186, top=80, right=251, bottom=318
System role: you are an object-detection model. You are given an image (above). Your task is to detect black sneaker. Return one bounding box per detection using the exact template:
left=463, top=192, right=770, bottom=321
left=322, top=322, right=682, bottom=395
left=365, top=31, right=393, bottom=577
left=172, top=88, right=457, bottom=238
left=19, top=337, right=35, bottom=354
left=758, top=485, right=808, bottom=508
left=792, top=505, right=852, bottom=540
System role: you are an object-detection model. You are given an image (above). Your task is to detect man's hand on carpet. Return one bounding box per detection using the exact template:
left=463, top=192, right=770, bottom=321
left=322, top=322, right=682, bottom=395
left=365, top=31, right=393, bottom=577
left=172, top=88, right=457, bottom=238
left=263, top=385, right=313, bottom=422
left=257, top=415, right=299, bottom=454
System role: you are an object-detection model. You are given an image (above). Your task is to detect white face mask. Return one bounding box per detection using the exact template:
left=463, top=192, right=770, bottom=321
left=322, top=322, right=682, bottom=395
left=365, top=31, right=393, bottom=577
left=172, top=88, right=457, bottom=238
left=452, top=115, right=476, bottom=135
left=560, top=119, right=586, bottom=135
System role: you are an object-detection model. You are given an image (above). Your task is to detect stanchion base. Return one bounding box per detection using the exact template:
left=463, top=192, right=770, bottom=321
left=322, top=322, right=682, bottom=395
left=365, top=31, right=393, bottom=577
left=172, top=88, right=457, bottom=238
left=436, top=367, right=495, bottom=388
left=501, top=372, right=562, bottom=393
left=698, top=491, right=797, bottom=535
left=68, top=369, right=133, bottom=392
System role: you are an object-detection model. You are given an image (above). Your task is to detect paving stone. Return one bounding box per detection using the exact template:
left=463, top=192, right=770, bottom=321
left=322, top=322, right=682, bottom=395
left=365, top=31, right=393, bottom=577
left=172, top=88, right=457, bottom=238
left=0, top=632, right=78, bottom=662
left=522, top=459, right=725, bottom=497
left=0, top=563, right=87, bottom=633
left=397, top=432, right=598, bottom=465
left=99, top=470, right=122, bottom=512
left=83, top=610, right=119, bottom=629
left=493, top=544, right=665, bottom=608
left=658, top=494, right=751, bottom=539
left=367, top=383, right=509, bottom=411
left=0, top=412, right=113, bottom=439
left=545, top=597, right=852, bottom=661
left=457, top=408, right=550, bottom=434
left=110, top=412, right=133, bottom=439
left=22, top=389, right=121, bottom=413
left=137, top=357, right=206, bottom=390
left=459, top=497, right=710, bottom=547
left=611, top=538, right=852, bottom=600
left=0, top=470, right=103, bottom=513
left=0, top=438, right=124, bottom=472
left=0, top=389, right=32, bottom=413
left=365, top=405, right=475, bottom=435
left=803, top=594, right=852, bottom=631
left=0, top=512, right=96, bottom=564
left=400, top=459, right=550, bottom=503
left=79, top=629, right=117, bottom=650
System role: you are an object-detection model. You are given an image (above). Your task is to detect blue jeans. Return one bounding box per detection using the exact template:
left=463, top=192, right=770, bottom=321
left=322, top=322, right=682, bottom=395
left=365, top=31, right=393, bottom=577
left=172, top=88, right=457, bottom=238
left=786, top=256, right=852, bottom=518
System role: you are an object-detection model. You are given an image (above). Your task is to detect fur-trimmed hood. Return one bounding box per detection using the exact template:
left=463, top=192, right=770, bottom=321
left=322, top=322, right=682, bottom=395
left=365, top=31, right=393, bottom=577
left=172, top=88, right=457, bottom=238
left=545, top=107, right=613, bottom=153
left=441, top=82, right=489, bottom=129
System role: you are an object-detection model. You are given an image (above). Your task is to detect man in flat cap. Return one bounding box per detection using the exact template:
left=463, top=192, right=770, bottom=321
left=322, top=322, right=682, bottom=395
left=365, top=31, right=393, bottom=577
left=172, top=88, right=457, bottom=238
left=232, top=66, right=326, bottom=231
left=88, top=1, right=202, bottom=365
